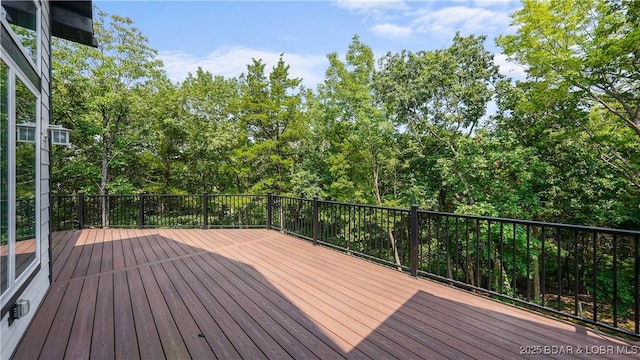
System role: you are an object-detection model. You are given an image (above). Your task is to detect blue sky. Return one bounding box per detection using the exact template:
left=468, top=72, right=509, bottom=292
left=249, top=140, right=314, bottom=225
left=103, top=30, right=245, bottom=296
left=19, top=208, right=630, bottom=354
left=94, top=1, right=526, bottom=88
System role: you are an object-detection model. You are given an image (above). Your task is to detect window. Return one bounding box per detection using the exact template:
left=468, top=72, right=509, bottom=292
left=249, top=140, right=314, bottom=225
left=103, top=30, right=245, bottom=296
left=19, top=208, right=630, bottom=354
left=16, top=123, right=35, bottom=143
left=0, top=58, right=40, bottom=299
left=50, top=126, right=70, bottom=146
left=1, top=2, right=40, bottom=302
left=2, top=0, right=40, bottom=70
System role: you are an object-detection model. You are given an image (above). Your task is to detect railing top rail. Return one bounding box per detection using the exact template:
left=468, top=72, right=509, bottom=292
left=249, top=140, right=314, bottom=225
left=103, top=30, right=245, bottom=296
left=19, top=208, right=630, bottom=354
left=272, top=195, right=312, bottom=202
left=418, top=209, right=640, bottom=236
left=316, top=199, right=411, bottom=213
left=58, top=193, right=266, bottom=197
left=141, top=194, right=265, bottom=198
left=218, top=194, right=263, bottom=196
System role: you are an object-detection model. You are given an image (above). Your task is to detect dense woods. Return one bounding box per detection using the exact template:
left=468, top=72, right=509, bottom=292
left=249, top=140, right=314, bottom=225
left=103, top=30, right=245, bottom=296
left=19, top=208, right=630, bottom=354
left=50, top=1, right=640, bottom=231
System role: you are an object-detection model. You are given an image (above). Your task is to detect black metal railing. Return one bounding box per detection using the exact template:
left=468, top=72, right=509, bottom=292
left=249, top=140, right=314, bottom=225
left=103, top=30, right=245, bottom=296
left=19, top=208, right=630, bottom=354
left=316, top=200, right=411, bottom=270
left=50, top=193, right=640, bottom=338
left=51, top=193, right=266, bottom=230
left=270, top=196, right=314, bottom=240
left=50, top=195, right=76, bottom=231
left=16, top=197, right=36, bottom=241
left=1, top=198, right=37, bottom=243
left=412, top=210, right=640, bottom=338
left=270, top=196, right=640, bottom=338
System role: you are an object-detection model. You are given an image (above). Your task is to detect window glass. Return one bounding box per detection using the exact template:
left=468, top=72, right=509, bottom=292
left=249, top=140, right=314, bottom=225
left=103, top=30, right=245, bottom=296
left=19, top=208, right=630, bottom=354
left=2, top=1, right=39, bottom=65
left=52, top=129, right=68, bottom=145
left=17, top=125, right=35, bottom=143
left=14, top=75, right=36, bottom=280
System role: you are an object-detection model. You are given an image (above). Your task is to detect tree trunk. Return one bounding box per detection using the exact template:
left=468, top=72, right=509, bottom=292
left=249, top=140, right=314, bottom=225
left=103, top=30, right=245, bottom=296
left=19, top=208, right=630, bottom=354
left=493, top=254, right=499, bottom=290
left=100, top=132, right=110, bottom=228
left=533, top=257, right=541, bottom=300
left=467, top=254, right=475, bottom=287
left=163, top=154, right=171, bottom=193
left=492, top=247, right=513, bottom=294
left=500, top=260, right=513, bottom=295
left=373, top=162, right=402, bottom=270
left=279, top=199, right=284, bottom=231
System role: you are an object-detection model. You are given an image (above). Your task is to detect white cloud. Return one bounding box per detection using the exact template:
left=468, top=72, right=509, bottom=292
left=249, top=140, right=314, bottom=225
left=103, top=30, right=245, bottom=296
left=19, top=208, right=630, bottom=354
left=336, top=0, right=408, bottom=13
left=335, top=0, right=409, bottom=21
left=412, top=6, right=511, bottom=39
left=335, top=1, right=520, bottom=45
left=473, top=0, right=519, bottom=9
left=493, top=53, right=527, bottom=80
left=370, top=23, right=413, bottom=39
left=158, top=47, right=328, bottom=89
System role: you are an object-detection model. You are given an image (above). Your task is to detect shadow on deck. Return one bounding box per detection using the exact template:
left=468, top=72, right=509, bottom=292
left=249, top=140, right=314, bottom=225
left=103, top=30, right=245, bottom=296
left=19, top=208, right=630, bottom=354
left=12, top=229, right=636, bottom=359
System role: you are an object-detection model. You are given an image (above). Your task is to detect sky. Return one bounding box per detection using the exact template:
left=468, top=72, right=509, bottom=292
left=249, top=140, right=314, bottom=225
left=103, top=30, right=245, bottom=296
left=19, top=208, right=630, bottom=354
left=94, top=0, right=526, bottom=88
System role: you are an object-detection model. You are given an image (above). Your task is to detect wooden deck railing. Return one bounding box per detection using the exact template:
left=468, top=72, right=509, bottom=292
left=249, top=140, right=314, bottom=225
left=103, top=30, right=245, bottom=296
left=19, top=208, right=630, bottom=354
left=50, top=193, right=640, bottom=338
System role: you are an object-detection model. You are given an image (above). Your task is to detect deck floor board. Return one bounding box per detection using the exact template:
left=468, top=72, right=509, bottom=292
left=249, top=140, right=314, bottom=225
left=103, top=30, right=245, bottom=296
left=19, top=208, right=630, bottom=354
left=127, top=267, right=165, bottom=360
left=12, top=229, right=636, bottom=359
left=90, top=274, right=115, bottom=360
left=113, top=270, right=140, bottom=360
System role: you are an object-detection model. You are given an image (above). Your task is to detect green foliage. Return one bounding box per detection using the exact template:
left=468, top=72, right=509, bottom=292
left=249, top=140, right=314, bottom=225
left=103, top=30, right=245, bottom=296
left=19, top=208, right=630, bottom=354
left=235, top=56, right=308, bottom=194
left=52, top=9, right=166, bottom=196
left=595, top=269, right=635, bottom=317
left=311, top=36, right=399, bottom=205
left=375, top=34, right=503, bottom=212
left=498, top=0, right=640, bottom=227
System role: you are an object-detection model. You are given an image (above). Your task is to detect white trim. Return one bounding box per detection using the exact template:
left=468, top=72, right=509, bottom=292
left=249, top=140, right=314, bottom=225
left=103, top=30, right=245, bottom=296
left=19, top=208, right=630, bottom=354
left=14, top=71, right=40, bottom=286
left=0, top=58, right=6, bottom=298
left=7, top=64, right=16, bottom=296
left=36, top=1, right=42, bottom=74
left=0, top=46, right=42, bottom=306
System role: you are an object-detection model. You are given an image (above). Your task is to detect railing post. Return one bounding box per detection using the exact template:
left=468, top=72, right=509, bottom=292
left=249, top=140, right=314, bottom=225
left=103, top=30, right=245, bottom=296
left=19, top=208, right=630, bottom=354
left=635, top=235, right=639, bottom=335
left=266, top=193, right=273, bottom=229
left=138, top=193, right=145, bottom=229
left=312, top=197, right=319, bottom=246
left=77, top=192, right=85, bottom=230
left=410, top=204, right=419, bottom=277
left=203, top=193, right=209, bottom=230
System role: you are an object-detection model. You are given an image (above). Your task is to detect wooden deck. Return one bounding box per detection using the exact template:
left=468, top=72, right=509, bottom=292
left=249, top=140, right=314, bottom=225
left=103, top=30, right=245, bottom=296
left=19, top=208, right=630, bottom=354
left=12, top=229, right=636, bottom=359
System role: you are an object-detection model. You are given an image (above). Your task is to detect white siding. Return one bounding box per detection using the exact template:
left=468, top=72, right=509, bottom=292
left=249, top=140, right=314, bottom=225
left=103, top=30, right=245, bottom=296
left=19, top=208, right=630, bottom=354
left=39, top=0, right=51, bottom=264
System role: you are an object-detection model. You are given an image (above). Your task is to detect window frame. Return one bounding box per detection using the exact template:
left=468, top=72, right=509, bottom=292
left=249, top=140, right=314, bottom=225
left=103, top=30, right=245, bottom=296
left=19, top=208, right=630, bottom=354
left=0, top=1, right=42, bottom=308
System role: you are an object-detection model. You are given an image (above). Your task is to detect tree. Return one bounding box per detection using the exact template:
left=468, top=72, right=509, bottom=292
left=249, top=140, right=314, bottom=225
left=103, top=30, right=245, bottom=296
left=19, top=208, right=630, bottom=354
left=375, top=33, right=503, bottom=211
left=493, top=0, right=640, bottom=301
left=52, top=9, right=166, bottom=224
left=138, top=77, right=187, bottom=194
left=498, top=0, right=640, bottom=193
left=494, top=78, right=634, bottom=228
left=177, top=68, right=240, bottom=193
left=314, top=36, right=399, bottom=205
left=315, top=36, right=402, bottom=267
left=234, top=56, right=308, bottom=194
